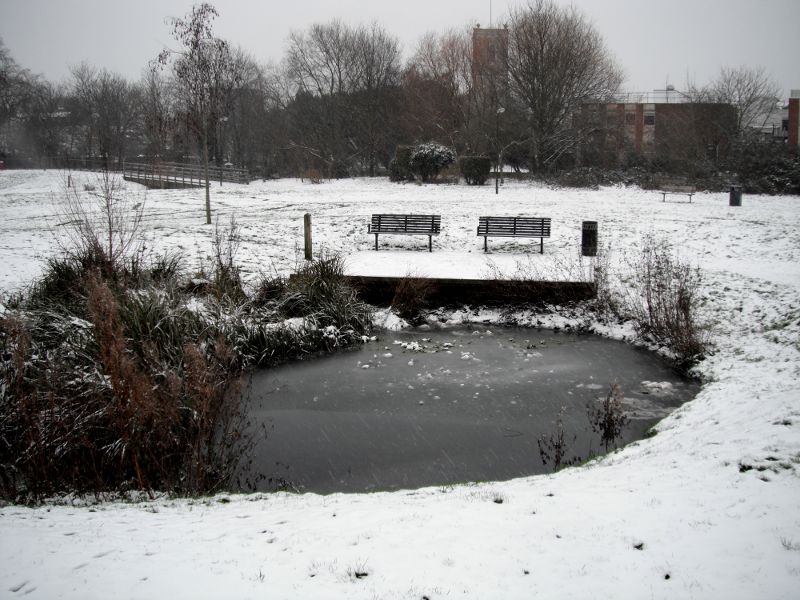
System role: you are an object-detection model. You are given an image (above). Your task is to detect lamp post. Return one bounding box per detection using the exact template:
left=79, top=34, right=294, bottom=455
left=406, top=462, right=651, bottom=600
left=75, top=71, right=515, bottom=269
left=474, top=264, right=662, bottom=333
left=495, top=106, right=505, bottom=195
left=218, top=115, right=228, bottom=186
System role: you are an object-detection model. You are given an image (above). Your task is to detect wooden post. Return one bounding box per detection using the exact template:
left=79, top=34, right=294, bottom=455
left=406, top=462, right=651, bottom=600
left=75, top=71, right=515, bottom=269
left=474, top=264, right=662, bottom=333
left=304, top=213, right=313, bottom=261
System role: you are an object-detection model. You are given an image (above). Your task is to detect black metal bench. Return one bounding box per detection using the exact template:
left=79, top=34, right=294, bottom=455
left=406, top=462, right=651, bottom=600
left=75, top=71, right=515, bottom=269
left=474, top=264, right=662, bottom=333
left=477, top=216, right=551, bottom=253
left=368, top=214, right=441, bottom=252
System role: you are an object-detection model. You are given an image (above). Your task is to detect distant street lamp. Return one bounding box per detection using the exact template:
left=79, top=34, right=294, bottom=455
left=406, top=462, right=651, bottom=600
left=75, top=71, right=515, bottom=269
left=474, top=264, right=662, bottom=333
left=218, top=115, right=228, bottom=186
left=495, top=106, right=505, bottom=195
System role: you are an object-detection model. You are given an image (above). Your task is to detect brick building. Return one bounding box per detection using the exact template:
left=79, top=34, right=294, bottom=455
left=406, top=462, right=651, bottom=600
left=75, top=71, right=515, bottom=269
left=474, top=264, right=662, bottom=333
left=574, top=100, right=737, bottom=168
left=789, top=90, right=800, bottom=147
left=471, top=27, right=508, bottom=83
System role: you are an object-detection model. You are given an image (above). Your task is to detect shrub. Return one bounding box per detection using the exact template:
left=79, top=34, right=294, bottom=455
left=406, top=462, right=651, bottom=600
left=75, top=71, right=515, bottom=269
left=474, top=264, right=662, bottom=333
left=731, top=140, right=800, bottom=195
left=329, top=160, right=351, bottom=180
left=391, top=276, right=435, bottom=325
left=389, top=146, right=414, bottom=182
left=409, top=142, right=456, bottom=182
left=555, top=168, right=599, bottom=189
left=302, top=167, right=324, bottom=184
left=459, top=156, right=492, bottom=185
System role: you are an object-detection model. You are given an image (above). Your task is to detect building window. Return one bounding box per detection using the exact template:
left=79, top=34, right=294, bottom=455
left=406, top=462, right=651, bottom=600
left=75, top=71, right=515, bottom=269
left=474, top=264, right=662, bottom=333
left=644, top=114, right=655, bottom=126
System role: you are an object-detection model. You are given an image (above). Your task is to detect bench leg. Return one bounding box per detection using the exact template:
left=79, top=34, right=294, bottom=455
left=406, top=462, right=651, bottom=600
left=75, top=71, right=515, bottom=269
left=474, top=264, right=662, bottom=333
left=375, top=233, right=379, bottom=251
left=484, top=236, right=488, bottom=253
left=428, top=236, right=432, bottom=252
left=540, top=237, right=543, bottom=254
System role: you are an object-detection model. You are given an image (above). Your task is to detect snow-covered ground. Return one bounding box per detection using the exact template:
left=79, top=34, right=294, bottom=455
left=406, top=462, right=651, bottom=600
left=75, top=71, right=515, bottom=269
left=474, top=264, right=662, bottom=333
left=1, top=170, right=799, bottom=599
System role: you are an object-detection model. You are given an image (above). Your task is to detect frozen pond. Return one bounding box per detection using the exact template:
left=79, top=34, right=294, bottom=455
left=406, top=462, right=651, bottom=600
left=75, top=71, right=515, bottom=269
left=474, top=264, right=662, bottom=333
left=246, top=327, right=699, bottom=493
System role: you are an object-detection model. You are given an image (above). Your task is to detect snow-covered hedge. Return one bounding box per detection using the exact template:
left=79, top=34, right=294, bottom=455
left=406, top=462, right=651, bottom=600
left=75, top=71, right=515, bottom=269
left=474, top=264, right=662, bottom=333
left=409, top=143, right=457, bottom=182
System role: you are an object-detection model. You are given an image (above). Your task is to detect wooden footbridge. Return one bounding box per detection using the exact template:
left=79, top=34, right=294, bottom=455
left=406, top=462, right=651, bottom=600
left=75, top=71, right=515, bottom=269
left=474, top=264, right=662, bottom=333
left=123, top=161, right=251, bottom=189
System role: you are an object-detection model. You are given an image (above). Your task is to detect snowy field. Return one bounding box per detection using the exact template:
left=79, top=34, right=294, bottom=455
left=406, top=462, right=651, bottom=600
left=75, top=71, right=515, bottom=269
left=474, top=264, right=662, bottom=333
left=1, top=169, right=799, bottom=599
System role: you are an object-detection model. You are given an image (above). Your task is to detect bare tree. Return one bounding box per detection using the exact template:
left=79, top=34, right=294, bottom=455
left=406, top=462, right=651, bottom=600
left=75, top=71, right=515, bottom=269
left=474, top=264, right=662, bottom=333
left=156, top=3, right=241, bottom=224
left=216, top=47, right=263, bottom=170
left=250, top=61, right=296, bottom=176
left=690, top=65, right=780, bottom=135
left=0, top=41, right=72, bottom=165
left=285, top=20, right=364, bottom=175
left=140, top=69, right=175, bottom=162
left=505, top=0, right=623, bottom=171
left=69, top=64, right=141, bottom=170
left=403, top=28, right=474, bottom=151
left=351, top=23, right=402, bottom=175
left=22, top=80, right=70, bottom=161
left=0, top=38, right=36, bottom=133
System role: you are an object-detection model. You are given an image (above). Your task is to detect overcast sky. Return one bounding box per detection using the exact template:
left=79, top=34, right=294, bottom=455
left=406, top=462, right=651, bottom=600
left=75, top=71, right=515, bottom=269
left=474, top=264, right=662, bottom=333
left=1, top=0, right=798, bottom=96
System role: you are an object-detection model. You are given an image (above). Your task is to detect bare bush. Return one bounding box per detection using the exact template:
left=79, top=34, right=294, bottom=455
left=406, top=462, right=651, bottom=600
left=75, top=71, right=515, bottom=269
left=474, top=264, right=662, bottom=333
left=587, top=383, right=629, bottom=452
left=591, top=240, right=620, bottom=315
left=537, top=406, right=580, bottom=472
left=55, top=170, right=145, bottom=276
left=626, top=237, right=708, bottom=368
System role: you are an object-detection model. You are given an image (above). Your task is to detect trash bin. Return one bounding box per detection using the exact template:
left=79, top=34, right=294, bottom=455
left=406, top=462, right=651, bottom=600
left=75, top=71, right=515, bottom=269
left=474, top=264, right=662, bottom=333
left=581, top=221, right=598, bottom=257
left=729, top=185, right=742, bottom=207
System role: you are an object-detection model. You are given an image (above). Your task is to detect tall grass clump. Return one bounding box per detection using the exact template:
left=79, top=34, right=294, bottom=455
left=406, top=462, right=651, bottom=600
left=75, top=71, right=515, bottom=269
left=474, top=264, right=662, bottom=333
left=210, top=216, right=247, bottom=304
left=280, top=253, right=372, bottom=334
